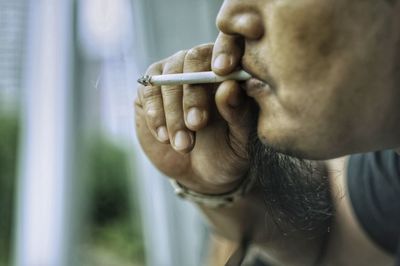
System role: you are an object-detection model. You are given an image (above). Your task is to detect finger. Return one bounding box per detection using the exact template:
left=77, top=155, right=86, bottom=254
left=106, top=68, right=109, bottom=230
left=212, top=32, right=244, bottom=76
left=140, top=62, right=169, bottom=143
left=134, top=99, right=167, bottom=159
left=215, top=80, right=254, bottom=146
left=135, top=90, right=143, bottom=108
left=162, top=51, right=195, bottom=153
left=183, top=44, right=213, bottom=131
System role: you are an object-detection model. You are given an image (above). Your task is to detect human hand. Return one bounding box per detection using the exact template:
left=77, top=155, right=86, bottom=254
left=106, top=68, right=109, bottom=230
left=135, top=43, right=255, bottom=194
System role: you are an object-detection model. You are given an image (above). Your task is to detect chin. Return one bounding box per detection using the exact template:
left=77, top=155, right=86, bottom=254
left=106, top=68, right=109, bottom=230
left=257, top=130, right=342, bottom=160
left=262, top=140, right=312, bottom=159
left=256, top=111, right=355, bottom=159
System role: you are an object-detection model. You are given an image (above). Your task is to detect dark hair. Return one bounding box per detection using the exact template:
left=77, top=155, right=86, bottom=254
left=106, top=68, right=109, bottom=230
left=248, top=131, right=333, bottom=237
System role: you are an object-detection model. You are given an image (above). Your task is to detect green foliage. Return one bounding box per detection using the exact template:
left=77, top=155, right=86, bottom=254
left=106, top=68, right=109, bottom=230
left=0, top=116, right=145, bottom=265
left=88, top=137, right=131, bottom=225
left=0, top=114, right=19, bottom=266
left=84, top=136, right=145, bottom=265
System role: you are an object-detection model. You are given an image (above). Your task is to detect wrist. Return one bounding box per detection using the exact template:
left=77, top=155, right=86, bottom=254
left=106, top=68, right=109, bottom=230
left=177, top=176, right=245, bottom=195
left=170, top=173, right=255, bottom=208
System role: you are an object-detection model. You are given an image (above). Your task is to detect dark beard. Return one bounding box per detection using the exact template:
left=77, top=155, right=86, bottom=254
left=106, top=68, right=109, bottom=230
left=248, top=131, right=333, bottom=237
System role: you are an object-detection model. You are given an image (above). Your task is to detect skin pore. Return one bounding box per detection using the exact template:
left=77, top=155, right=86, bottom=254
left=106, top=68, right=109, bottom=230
left=215, top=0, right=400, bottom=159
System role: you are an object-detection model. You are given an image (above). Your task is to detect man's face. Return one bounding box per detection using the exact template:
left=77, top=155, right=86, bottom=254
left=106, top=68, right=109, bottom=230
left=216, top=0, right=400, bottom=159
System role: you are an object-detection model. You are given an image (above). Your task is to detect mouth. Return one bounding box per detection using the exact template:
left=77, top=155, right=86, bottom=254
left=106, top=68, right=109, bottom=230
left=243, top=78, right=273, bottom=98
left=241, top=63, right=275, bottom=97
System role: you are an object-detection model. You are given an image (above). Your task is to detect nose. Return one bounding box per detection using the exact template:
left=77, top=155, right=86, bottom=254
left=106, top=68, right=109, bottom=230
left=216, top=0, right=264, bottom=40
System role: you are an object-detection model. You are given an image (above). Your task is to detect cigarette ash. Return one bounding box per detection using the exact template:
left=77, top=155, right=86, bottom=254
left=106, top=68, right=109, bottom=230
left=137, top=75, right=151, bottom=86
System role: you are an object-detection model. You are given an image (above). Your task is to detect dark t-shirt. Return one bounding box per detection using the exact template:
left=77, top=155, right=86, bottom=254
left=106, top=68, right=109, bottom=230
left=347, top=150, right=400, bottom=262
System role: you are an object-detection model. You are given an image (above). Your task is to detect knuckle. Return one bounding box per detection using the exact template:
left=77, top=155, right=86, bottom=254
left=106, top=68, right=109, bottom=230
left=161, top=50, right=187, bottom=74
left=186, top=45, right=212, bottom=62
left=146, top=62, right=161, bottom=74
left=171, top=49, right=187, bottom=59
left=184, top=45, right=213, bottom=71
left=184, top=91, right=208, bottom=108
left=146, top=114, right=165, bottom=129
left=164, top=102, right=182, bottom=116
left=143, top=86, right=162, bottom=101
left=162, top=86, right=182, bottom=98
left=146, top=106, right=164, bottom=121
left=185, top=48, right=202, bottom=61
left=164, top=99, right=180, bottom=110
left=143, top=100, right=165, bottom=125
left=163, top=61, right=182, bottom=74
left=134, top=96, right=142, bottom=108
left=136, top=86, right=145, bottom=104
left=137, top=84, right=145, bottom=95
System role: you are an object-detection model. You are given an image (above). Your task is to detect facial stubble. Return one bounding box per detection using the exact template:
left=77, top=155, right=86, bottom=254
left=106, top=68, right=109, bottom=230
left=247, top=129, right=333, bottom=237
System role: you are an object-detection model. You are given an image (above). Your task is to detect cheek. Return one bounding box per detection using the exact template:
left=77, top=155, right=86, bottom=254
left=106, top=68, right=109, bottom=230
left=253, top=1, right=400, bottom=157
left=268, top=2, right=341, bottom=86
left=255, top=92, right=351, bottom=159
left=265, top=1, right=354, bottom=116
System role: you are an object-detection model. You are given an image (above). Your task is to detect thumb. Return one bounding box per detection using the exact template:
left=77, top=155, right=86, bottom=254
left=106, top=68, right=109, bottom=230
left=215, top=80, right=254, bottom=147
left=212, top=33, right=243, bottom=76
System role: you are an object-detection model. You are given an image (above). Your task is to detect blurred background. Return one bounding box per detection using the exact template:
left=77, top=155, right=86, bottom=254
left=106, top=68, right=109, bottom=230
left=0, top=0, right=230, bottom=265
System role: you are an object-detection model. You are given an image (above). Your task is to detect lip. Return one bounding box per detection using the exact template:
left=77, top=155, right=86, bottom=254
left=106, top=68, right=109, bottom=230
left=241, top=62, right=275, bottom=93
left=244, top=78, right=272, bottom=98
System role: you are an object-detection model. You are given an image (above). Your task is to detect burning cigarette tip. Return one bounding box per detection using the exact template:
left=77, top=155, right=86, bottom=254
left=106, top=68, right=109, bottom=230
left=137, top=75, right=151, bottom=86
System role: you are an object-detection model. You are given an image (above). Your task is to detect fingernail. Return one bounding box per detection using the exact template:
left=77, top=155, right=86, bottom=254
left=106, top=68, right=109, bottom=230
left=187, top=108, right=203, bottom=127
left=157, top=126, right=169, bottom=142
left=174, top=130, right=192, bottom=150
left=213, top=54, right=231, bottom=70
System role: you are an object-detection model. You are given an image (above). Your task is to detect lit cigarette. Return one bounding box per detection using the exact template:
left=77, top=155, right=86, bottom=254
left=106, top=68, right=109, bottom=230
left=137, top=70, right=252, bottom=86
